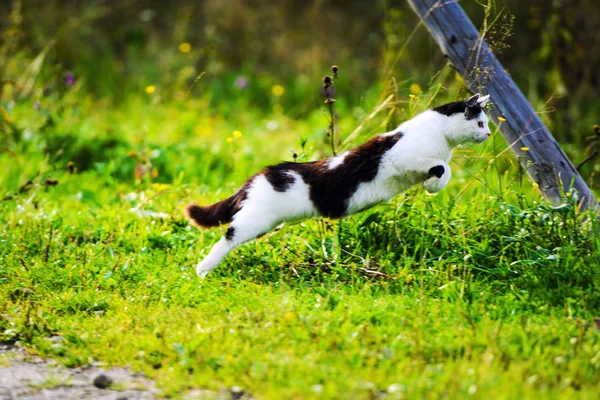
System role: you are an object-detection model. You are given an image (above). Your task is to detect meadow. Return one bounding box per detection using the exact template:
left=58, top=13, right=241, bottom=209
left=2, top=1, right=600, bottom=398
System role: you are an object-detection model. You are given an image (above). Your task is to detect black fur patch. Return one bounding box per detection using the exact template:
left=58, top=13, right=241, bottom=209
left=185, top=178, right=253, bottom=228
left=261, top=132, right=402, bottom=218
left=225, top=227, right=235, bottom=241
left=428, top=165, right=445, bottom=178
left=432, top=101, right=482, bottom=120
left=264, top=166, right=296, bottom=192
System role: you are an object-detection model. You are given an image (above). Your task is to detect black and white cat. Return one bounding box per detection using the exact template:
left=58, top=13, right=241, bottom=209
left=186, top=93, right=491, bottom=277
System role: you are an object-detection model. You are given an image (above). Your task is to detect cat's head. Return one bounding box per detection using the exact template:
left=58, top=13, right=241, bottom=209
left=432, top=93, right=491, bottom=144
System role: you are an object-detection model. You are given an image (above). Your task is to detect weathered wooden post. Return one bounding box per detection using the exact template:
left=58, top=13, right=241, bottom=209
left=407, top=0, right=597, bottom=209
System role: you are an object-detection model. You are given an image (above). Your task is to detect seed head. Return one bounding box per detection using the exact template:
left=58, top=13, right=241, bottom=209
left=67, top=161, right=76, bottom=174
left=594, top=124, right=600, bottom=135
left=323, top=75, right=333, bottom=88
left=331, top=65, right=339, bottom=78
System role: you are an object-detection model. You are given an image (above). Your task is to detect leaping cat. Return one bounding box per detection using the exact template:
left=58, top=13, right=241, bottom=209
left=186, top=93, right=491, bottom=277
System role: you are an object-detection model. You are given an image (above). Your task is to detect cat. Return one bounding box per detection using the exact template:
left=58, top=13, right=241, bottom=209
left=186, top=93, right=491, bottom=277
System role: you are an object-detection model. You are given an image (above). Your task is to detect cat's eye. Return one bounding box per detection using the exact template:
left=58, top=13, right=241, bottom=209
left=477, top=121, right=484, bottom=128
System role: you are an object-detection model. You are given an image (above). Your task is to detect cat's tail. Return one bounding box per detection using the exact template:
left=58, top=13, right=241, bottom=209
left=185, top=190, right=247, bottom=228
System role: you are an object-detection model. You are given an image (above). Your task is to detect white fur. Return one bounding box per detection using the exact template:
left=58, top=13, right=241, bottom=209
left=477, top=94, right=491, bottom=107
left=196, top=173, right=318, bottom=276
left=195, top=95, right=491, bottom=276
left=328, top=152, right=348, bottom=169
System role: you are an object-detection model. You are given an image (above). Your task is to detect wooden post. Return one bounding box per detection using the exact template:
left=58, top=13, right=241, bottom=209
left=407, top=0, right=597, bottom=209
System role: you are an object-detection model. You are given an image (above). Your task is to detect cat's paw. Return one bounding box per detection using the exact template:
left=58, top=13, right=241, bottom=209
left=422, top=176, right=444, bottom=193
left=196, top=261, right=213, bottom=278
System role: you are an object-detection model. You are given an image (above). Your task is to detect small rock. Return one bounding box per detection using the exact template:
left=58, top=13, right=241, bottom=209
left=93, top=373, right=113, bottom=389
left=230, top=386, right=245, bottom=400
left=44, top=335, right=64, bottom=343
left=10, top=287, right=34, bottom=300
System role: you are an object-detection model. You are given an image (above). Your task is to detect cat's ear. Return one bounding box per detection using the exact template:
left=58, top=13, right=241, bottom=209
left=465, top=93, right=480, bottom=107
left=476, top=94, right=491, bottom=108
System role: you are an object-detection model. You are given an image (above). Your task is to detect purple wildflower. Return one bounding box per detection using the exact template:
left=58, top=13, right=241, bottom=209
left=234, top=76, right=248, bottom=89
left=65, top=72, right=75, bottom=86
left=33, top=101, right=41, bottom=110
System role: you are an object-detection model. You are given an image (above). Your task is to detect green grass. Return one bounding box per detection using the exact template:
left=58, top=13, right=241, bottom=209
left=1, top=84, right=600, bottom=399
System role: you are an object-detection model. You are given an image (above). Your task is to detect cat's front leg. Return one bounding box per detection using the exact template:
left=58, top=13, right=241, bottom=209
left=422, top=162, right=451, bottom=193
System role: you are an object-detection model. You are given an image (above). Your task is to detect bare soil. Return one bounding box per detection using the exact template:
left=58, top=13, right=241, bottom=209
left=0, top=344, right=157, bottom=400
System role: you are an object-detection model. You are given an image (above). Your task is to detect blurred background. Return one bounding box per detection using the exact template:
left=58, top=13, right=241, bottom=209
left=1, top=0, right=599, bottom=191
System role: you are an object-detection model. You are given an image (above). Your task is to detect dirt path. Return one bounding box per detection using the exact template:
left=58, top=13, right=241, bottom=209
left=0, top=344, right=157, bottom=400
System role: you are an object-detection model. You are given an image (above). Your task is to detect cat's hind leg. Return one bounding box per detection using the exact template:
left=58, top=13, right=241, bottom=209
left=195, top=171, right=315, bottom=277
left=195, top=207, right=281, bottom=277
left=195, top=237, right=231, bottom=277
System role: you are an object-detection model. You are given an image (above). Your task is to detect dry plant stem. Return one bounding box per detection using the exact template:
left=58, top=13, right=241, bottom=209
left=340, top=94, right=394, bottom=149
left=576, top=152, right=598, bottom=172
left=328, top=101, right=336, bottom=156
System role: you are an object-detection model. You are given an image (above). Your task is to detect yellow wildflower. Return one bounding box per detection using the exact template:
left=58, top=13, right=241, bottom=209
left=409, top=83, right=422, bottom=95
left=145, top=85, right=156, bottom=94
left=520, top=147, right=530, bottom=151
left=283, top=311, right=296, bottom=321
left=194, top=125, right=212, bottom=136
left=179, top=42, right=191, bottom=53
left=233, top=130, right=242, bottom=139
left=533, top=182, right=539, bottom=188
left=226, top=137, right=233, bottom=143
left=498, top=116, right=507, bottom=122
left=0, top=106, right=11, bottom=123
left=152, top=183, right=171, bottom=191
left=409, top=94, right=416, bottom=99
left=566, top=192, right=571, bottom=197
left=271, top=85, right=285, bottom=97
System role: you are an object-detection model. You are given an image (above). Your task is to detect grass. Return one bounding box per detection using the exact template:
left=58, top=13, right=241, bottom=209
left=1, top=80, right=600, bottom=399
